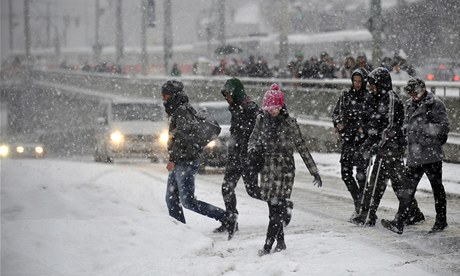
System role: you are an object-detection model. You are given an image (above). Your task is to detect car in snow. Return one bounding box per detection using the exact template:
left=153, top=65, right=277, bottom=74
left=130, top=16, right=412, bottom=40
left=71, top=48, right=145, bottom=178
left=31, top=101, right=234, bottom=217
left=0, top=136, right=46, bottom=159
left=197, top=101, right=231, bottom=168
left=416, top=60, right=460, bottom=82
left=93, top=98, right=169, bottom=163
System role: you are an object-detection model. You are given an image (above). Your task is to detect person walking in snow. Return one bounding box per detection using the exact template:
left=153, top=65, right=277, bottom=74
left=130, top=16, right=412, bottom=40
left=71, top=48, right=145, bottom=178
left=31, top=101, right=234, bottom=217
left=213, top=78, right=263, bottom=233
left=161, top=79, right=237, bottom=240
left=351, top=68, right=424, bottom=227
left=248, top=84, right=323, bottom=256
left=381, top=78, right=450, bottom=234
left=332, top=68, right=370, bottom=219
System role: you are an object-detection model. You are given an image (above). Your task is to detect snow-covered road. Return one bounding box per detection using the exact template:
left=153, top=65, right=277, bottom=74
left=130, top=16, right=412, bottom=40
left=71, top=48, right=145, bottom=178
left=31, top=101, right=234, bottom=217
left=1, top=156, right=459, bottom=275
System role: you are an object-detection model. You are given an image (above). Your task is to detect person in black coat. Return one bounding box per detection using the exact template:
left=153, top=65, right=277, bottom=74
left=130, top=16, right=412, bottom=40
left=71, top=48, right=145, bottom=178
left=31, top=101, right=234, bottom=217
left=161, top=80, right=237, bottom=240
left=213, top=78, right=263, bottom=233
left=381, top=78, right=450, bottom=234
left=351, top=68, right=423, bottom=227
left=332, top=68, right=370, bottom=219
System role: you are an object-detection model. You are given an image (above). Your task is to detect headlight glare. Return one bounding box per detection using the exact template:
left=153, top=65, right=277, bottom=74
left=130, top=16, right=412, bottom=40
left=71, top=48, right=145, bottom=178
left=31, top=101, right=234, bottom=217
left=110, top=131, right=124, bottom=144
left=207, top=140, right=217, bottom=148
left=159, top=129, right=169, bottom=146
left=16, top=146, right=25, bottom=153
left=0, top=145, right=9, bottom=157
left=35, top=146, right=44, bottom=154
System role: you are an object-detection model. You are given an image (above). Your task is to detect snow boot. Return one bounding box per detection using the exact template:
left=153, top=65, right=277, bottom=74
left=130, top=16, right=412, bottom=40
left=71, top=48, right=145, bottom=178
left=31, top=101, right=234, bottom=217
left=213, top=224, right=226, bottom=233
left=213, top=222, right=238, bottom=233
left=223, top=213, right=238, bottom=240
left=258, top=246, right=271, bottom=257
left=283, top=200, right=294, bottom=227
left=429, top=221, right=448, bottom=233
left=381, top=219, right=403, bottom=235
left=274, top=240, right=287, bottom=252
left=405, top=211, right=425, bottom=226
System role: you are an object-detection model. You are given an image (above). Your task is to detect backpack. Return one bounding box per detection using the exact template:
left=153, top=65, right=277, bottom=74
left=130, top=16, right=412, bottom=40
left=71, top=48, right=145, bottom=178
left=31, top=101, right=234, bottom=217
left=187, top=106, right=221, bottom=148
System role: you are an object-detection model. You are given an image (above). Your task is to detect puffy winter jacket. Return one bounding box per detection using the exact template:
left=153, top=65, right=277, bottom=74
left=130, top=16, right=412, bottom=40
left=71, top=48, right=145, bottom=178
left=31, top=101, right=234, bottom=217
left=167, top=95, right=203, bottom=163
left=227, top=97, right=261, bottom=163
left=363, top=89, right=406, bottom=156
left=332, top=87, right=369, bottom=164
left=405, top=92, right=450, bottom=167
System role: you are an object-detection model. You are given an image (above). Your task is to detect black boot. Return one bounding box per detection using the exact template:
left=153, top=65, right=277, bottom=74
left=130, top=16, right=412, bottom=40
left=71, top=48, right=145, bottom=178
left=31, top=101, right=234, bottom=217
left=213, top=224, right=227, bottom=233
left=222, top=213, right=238, bottom=240
left=283, top=200, right=294, bottom=227
left=258, top=245, right=271, bottom=256
left=429, top=221, right=448, bottom=233
left=405, top=211, right=425, bottom=225
left=381, top=219, right=404, bottom=234
left=213, top=222, right=238, bottom=233
left=274, top=240, right=287, bottom=252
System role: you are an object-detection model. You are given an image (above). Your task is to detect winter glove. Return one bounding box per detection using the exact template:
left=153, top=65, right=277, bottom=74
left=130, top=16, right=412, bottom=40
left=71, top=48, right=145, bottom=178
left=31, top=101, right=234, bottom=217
left=369, top=143, right=380, bottom=155
left=312, top=173, right=322, bottom=188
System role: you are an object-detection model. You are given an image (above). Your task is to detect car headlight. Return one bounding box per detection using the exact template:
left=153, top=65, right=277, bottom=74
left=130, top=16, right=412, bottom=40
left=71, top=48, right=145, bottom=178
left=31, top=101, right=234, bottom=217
left=159, top=129, right=169, bottom=146
left=16, top=146, right=25, bottom=153
left=35, top=146, right=44, bottom=154
left=110, top=131, right=124, bottom=144
left=0, top=145, right=9, bottom=157
left=207, top=140, right=217, bottom=148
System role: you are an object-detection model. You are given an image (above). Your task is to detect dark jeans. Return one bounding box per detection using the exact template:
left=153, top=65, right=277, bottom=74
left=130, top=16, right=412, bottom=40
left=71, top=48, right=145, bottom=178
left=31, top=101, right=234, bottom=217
left=396, top=161, right=446, bottom=223
left=359, top=152, right=421, bottom=222
left=165, top=160, right=226, bottom=224
left=222, top=157, right=262, bottom=214
left=264, top=198, right=286, bottom=248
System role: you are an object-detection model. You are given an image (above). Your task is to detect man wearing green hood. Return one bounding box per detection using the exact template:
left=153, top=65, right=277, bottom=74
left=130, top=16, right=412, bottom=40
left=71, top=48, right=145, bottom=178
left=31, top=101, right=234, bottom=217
left=214, top=78, right=263, bottom=233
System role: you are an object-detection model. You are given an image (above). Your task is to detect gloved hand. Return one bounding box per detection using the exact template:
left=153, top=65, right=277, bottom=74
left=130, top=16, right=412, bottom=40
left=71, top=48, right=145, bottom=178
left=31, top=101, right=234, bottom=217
left=312, top=173, right=322, bottom=188
left=369, top=143, right=380, bottom=155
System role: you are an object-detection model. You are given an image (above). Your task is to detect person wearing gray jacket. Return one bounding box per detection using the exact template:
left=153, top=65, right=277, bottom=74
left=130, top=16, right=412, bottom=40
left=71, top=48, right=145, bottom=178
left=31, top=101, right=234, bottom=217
left=381, top=78, right=450, bottom=234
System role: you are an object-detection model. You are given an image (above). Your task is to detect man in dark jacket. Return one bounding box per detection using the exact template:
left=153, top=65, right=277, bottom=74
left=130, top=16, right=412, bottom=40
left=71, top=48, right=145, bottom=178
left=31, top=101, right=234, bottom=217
left=381, top=78, right=450, bottom=234
left=332, top=68, right=370, bottom=219
left=161, top=79, right=237, bottom=240
left=214, top=78, right=263, bottom=233
left=352, top=68, right=423, bottom=227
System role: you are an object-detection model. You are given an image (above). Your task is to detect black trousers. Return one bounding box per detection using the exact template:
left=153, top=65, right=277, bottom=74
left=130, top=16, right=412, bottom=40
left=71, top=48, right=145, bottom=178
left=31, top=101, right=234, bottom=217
left=359, top=152, right=421, bottom=222
left=222, top=157, right=261, bottom=214
left=396, top=161, right=446, bottom=223
left=341, top=160, right=367, bottom=210
left=264, top=199, right=286, bottom=248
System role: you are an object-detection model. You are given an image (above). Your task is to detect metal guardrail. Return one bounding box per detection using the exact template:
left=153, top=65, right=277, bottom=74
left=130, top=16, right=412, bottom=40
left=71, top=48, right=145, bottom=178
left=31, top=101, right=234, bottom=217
left=26, top=69, right=460, bottom=97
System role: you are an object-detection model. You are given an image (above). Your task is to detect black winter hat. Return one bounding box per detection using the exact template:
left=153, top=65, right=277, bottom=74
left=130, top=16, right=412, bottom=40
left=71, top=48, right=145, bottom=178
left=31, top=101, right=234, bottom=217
left=161, top=79, right=184, bottom=95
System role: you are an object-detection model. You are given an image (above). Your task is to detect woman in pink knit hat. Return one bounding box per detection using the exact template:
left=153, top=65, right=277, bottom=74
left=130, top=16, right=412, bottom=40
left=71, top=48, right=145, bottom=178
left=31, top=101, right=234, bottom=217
left=248, top=83, right=323, bottom=256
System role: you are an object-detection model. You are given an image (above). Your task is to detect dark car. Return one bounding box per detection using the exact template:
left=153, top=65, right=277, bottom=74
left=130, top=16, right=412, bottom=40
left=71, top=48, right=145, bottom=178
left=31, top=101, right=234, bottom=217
left=197, top=101, right=231, bottom=168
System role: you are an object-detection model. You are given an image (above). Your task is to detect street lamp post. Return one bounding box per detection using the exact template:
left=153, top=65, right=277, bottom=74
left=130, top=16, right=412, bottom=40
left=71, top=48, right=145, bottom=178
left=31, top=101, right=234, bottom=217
left=370, top=0, right=382, bottom=68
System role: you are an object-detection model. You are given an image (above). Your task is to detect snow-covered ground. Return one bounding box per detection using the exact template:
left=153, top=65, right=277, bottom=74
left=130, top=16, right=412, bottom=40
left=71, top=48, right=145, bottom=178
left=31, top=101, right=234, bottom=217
left=1, top=153, right=459, bottom=276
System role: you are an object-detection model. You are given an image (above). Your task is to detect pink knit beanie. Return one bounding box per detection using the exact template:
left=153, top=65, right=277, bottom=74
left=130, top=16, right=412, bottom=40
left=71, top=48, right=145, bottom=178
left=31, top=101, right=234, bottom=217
left=263, top=83, right=285, bottom=111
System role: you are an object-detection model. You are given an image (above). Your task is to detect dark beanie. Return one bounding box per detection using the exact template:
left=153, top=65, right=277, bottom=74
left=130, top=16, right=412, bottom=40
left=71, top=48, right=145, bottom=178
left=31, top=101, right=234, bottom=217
left=161, top=79, right=184, bottom=95
left=222, top=78, right=246, bottom=104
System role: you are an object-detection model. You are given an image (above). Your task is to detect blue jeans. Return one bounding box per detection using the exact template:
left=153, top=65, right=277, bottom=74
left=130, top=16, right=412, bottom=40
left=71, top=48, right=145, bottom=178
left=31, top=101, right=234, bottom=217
left=165, top=160, right=227, bottom=223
